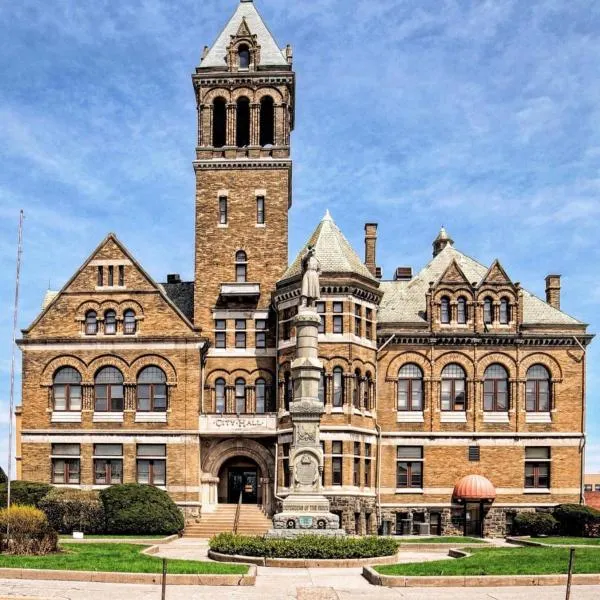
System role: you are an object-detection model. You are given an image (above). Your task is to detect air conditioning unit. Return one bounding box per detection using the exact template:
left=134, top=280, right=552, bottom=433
left=418, top=522, right=431, bottom=536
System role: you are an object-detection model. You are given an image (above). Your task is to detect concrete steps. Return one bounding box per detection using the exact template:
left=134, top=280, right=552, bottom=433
left=184, top=504, right=272, bottom=538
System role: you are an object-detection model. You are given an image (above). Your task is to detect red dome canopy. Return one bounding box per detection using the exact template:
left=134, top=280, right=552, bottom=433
left=453, top=474, right=496, bottom=502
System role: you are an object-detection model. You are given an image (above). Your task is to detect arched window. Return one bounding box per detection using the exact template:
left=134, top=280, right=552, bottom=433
left=318, top=370, right=326, bottom=403
left=104, top=310, right=117, bottom=335
left=123, top=310, right=137, bottom=335
left=212, top=97, right=227, bottom=148
left=53, top=367, right=82, bottom=412
left=526, top=365, right=551, bottom=412
left=137, top=366, right=167, bottom=412
left=284, top=371, right=292, bottom=410
left=397, top=364, right=423, bottom=411
left=440, top=297, right=451, bottom=324
left=457, top=297, right=468, bottom=324
left=215, top=378, right=226, bottom=414
left=441, top=364, right=466, bottom=411
left=236, top=97, right=250, bottom=147
left=256, top=378, right=266, bottom=414
left=259, top=96, right=275, bottom=146
left=353, top=369, right=362, bottom=409
left=95, top=367, right=124, bottom=413
left=85, top=310, right=98, bottom=335
left=235, top=378, right=246, bottom=414
left=483, top=297, right=494, bottom=324
left=235, top=250, right=247, bottom=283
left=332, top=367, right=344, bottom=407
left=238, top=44, right=250, bottom=69
left=499, top=298, right=511, bottom=324
left=365, top=371, right=373, bottom=410
left=483, top=364, right=509, bottom=411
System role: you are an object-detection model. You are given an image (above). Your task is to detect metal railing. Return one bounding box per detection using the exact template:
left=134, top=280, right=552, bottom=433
left=232, top=491, right=243, bottom=534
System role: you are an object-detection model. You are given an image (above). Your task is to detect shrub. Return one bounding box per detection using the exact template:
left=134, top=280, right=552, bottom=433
left=100, top=484, right=184, bottom=535
left=209, top=533, right=400, bottom=559
left=0, top=481, right=53, bottom=509
left=0, top=467, right=6, bottom=485
left=513, top=512, right=557, bottom=537
left=39, top=488, right=105, bottom=534
left=553, top=504, right=600, bottom=538
left=0, top=505, right=58, bottom=555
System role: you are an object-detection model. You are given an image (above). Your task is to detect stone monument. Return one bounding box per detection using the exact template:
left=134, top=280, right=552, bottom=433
left=269, top=246, right=345, bottom=537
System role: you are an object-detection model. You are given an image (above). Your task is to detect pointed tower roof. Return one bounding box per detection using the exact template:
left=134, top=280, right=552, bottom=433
left=200, top=0, right=288, bottom=69
left=281, top=211, right=377, bottom=283
left=433, top=226, right=454, bottom=256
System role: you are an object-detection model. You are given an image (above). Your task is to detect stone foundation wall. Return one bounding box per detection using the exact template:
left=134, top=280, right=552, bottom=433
left=327, top=496, right=377, bottom=535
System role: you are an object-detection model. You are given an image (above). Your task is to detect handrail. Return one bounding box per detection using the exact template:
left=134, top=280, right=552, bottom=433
left=232, top=491, right=243, bottom=534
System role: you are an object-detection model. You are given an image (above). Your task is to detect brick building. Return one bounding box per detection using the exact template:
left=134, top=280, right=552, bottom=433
left=15, top=0, right=593, bottom=537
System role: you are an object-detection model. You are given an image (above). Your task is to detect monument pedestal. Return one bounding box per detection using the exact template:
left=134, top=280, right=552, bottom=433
left=268, top=307, right=345, bottom=538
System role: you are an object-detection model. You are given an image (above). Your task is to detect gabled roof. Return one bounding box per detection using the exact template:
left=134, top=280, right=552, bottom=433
left=435, top=258, right=472, bottom=288
left=379, top=243, right=583, bottom=326
left=478, top=259, right=514, bottom=288
left=200, top=0, right=288, bottom=69
left=24, top=233, right=197, bottom=334
left=281, top=211, right=378, bottom=284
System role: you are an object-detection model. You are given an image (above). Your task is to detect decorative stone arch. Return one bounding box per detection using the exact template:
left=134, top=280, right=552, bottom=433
left=206, top=369, right=232, bottom=386
left=88, top=355, right=132, bottom=384
left=231, top=87, right=255, bottom=102
left=519, top=353, right=563, bottom=382
left=204, top=439, right=274, bottom=479
left=75, top=300, right=101, bottom=321
left=385, top=351, right=431, bottom=380
left=432, top=351, right=474, bottom=379
left=203, top=88, right=232, bottom=105
left=118, top=299, right=144, bottom=316
left=476, top=352, right=517, bottom=380
left=255, top=87, right=283, bottom=103
left=40, top=355, right=88, bottom=387
left=130, top=355, right=178, bottom=385
left=98, top=300, right=120, bottom=314
left=325, top=355, right=351, bottom=371
left=248, top=368, right=275, bottom=384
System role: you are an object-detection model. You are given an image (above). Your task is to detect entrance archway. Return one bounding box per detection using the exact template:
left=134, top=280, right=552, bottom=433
left=218, top=456, right=261, bottom=505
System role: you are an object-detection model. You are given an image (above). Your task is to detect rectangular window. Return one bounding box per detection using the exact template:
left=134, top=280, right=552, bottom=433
left=316, top=302, right=326, bottom=334
left=354, top=304, right=362, bottom=337
left=235, top=319, right=246, bottom=349
left=333, top=316, right=343, bottom=334
left=441, top=380, right=466, bottom=411
left=282, top=443, right=290, bottom=488
left=137, top=445, right=166, bottom=486
left=51, top=444, right=80, bottom=485
left=396, top=447, right=423, bottom=489
left=118, top=265, right=125, bottom=287
left=365, top=308, right=373, bottom=339
left=255, top=319, right=267, bottom=349
left=525, top=447, right=551, bottom=489
left=108, top=265, right=114, bottom=287
left=332, top=441, right=343, bottom=486
left=97, top=266, right=104, bottom=287
left=94, top=444, right=123, bottom=485
left=215, top=319, right=226, bottom=349
left=484, top=380, right=508, bottom=412
left=282, top=308, right=293, bottom=340
left=526, top=380, right=550, bottom=412
left=256, top=196, right=265, bottom=224
left=353, top=442, right=361, bottom=487
left=364, top=443, right=372, bottom=487
left=219, top=196, right=228, bottom=224
left=397, top=379, right=423, bottom=411
left=468, top=446, right=480, bottom=462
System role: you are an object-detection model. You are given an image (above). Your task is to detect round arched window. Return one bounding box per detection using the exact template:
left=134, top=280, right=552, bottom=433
left=526, top=365, right=551, bottom=412
left=94, top=367, right=124, bottom=413
left=137, top=366, right=167, bottom=412
left=397, top=364, right=423, bottom=411
left=483, top=364, right=509, bottom=411
left=53, top=367, right=82, bottom=412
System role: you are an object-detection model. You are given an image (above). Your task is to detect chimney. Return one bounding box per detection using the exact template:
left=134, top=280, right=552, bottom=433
left=364, top=223, right=378, bottom=276
left=167, top=273, right=182, bottom=284
left=394, top=267, right=413, bottom=281
left=545, top=275, right=561, bottom=310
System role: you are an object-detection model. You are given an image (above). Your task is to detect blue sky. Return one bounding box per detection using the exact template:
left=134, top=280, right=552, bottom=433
left=0, top=0, right=598, bottom=475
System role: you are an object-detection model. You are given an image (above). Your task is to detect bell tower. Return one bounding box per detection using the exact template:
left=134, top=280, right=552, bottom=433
left=192, top=0, right=295, bottom=336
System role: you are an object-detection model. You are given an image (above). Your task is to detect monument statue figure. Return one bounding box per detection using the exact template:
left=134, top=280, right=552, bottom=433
left=300, top=245, right=321, bottom=307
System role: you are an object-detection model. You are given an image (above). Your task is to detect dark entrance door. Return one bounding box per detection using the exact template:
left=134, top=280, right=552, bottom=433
left=464, top=502, right=483, bottom=537
left=430, top=512, right=442, bottom=536
left=227, top=468, right=258, bottom=504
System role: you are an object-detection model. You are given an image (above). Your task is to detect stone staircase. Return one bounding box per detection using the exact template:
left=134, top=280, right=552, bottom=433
left=184, top=504, right=273, bottom=538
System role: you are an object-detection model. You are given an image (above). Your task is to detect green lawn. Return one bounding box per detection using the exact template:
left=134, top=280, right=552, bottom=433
left=398, top=537, right=485, bottom=544
left=535, top=537, right=600, bottom=546
left=0, top=544, right=247, bottom=575
left=375, top=546, right=600, bottom=577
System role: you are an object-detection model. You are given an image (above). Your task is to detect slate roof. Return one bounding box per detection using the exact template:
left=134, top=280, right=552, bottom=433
left=200, top=0, right=288, bottom=69
left=281, top=211, right=378, bottom=283
left=378, top=244, right=583, bottom=327
left=160, top=281, right=195, bottom=323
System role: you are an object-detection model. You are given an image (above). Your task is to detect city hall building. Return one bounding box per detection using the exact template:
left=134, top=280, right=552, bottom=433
left=15, top=0, right=592, bottom=537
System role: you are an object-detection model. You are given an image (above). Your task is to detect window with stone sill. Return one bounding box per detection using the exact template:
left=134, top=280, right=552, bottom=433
left=352, top=369, right=362, bottom=409
left=441, top=364, right=467, bottom=411
left=53, top=367, right=82, bottom=412
left=332, top=441, right=343, bottom=486
left=51, top=444, right=80, bottom=485
left=353, top=442, right=361, bottom=487
left=108, top=265, right=114, bottom=287
left=215, top=319, right=226, bottom=349
left=238, top=45, right=250, bottom=70
left=215, top=378, right=226, bottom=414
left=457, top=297, right=468, bottom=324
left=94, top=367, right=124, bottom=413
left=364, top=443, right=372, bottom=487
left=396, top=446, right=423, bottom=489
left=526, top=365, right=551, bottom=412
left=255, top=378, right=267, bottom=414
left=397, top=364, right=423, bottom=411
left=316, top=302, right=326, bottom=334
left=332, top=367, right=344, bottom=407
left=256, top=196, right=265, bottom=224
left=136, top=444, right=166, bottom=486
left=255, top=319, right=267, bottom=349
left=499, top=298, right=511, bottom=324
left=97, top=266, right=104, bottom=287
left=93, top=444, right=123, bottom=485
left=354, top=304, right=362, bottom=337
left=483, top=364, right=509, bottom=412
left=525, top=447, right=550, bottom=489
left=440, top=296, right=451, bottom=324
left=104, top=310, right=117, bottom=335
left=137, top=366, right=168, bottom=412
left=218, top=195, right=228, bottom=224
left=123, top=310, right=137, bottom=335
left=235, top=378, right=246, bottom=414
left=85, top=310, right=98, bottom=335
left=235, top=319, right=247, bottom=349
left=483, top=297, right=494, bottom=324
left=235, top=251, right=247, bottom=283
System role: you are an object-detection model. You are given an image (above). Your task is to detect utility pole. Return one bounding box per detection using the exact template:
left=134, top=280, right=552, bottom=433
left=7, top=210, right=24, bottom=513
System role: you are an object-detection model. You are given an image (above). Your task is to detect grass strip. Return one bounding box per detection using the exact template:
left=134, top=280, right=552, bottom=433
left=375, top=546, right=600, bottom=577
left=0, top=543, right=247, bottom=575
left=534, top=537, right=600, bottom=546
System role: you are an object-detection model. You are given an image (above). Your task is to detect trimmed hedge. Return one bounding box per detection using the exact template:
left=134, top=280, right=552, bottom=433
left=39, top=488, right=105, bottom=534
left=0, top=482, right=53, bottom=509
left=553, top=504, right=600, bottom=538
left=0, top=505, right=58, bottom=555
left=209, top=533, right=399, bottom=559
left=100, top=484, right=184, bottom=535
left=514, top=512, right=557, bottom=537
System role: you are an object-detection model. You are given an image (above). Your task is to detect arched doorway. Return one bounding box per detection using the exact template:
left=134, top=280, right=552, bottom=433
left=218, top=456, right=261, bottom=505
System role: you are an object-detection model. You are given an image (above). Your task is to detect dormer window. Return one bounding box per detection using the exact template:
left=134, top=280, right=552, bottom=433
left=499, top=298, right=510, bottom=324
left=238, top=45, right=250, bottom=69
left=440, top=296, right=451, bottom=324
left=457, top=297, right=468, bottom=324
left=483, top=297, right=494, bottom=324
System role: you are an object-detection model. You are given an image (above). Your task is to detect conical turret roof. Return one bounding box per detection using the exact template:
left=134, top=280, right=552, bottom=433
left=281, top=211, right=377, bottom=283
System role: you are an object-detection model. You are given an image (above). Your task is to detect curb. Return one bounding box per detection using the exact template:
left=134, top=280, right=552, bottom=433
left=208, top=550, right=400, bottom=568
left=0, top=565, right=257, bottom=587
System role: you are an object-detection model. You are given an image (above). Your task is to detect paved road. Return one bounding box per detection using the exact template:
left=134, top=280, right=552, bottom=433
left=1, top=573, right=599, bottom=600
